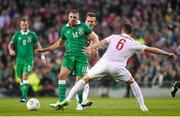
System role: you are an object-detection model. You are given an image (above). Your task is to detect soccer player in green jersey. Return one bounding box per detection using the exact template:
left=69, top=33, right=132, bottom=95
left=8, top=18, right=46, bottom=102
left=36, top=9, right=99, bottom=110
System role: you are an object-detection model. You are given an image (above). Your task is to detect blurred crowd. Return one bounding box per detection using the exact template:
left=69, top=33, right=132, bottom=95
left=0, top=0, right=179, bottom=97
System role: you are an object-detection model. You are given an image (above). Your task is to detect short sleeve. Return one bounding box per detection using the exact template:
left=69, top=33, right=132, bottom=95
left=104, top=35, right=115, bottom=43
left=84, top=23, right=92, bottom=36
left=130, top=41, right=147, bottom=51
left=11, top=33, right=17, bottom=44
left=59, top=27, right=66, bottom=41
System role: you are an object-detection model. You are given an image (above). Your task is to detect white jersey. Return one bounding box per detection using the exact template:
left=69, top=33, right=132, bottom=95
left=102, top=33, right=147, bottom=68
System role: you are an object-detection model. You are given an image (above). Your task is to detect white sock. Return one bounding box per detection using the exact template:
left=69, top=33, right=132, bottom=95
left=58, top=80, right=66, bottom=84
left=23, top=80, right=28, bottom=84
left=130, top=82, right=145, bottom=107
left=66, top=80, right=86, bottom=101
left=83, top=83, right=89, bottom=102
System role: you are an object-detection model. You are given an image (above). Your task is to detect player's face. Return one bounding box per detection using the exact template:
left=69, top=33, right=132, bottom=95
left=68, top=12, right=79, bottom=26
left=85, top=16, right=96, bottom=29
left=20, top=21, right=29, bottom=32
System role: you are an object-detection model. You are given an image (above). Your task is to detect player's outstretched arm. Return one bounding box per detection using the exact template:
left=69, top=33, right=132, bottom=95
left=144, top=47, right=177, bottom=60
left=84, top=39, right=109, bottom=55
left=8, top=41, right=16, bottom=56
left=36, top=39, right=64, bottom=53
left=88, top=31, right=100, bottom=56
left=88, top=31, right=99, bottom=43
left=35, top=42, right=47, bottom=65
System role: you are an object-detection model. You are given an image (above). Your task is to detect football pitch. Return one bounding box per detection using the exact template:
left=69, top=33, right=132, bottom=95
left=0, top=97, right=180, bottom=116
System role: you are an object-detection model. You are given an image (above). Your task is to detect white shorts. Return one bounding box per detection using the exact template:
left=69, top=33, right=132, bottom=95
left=87, top=59, right=133, bottom=82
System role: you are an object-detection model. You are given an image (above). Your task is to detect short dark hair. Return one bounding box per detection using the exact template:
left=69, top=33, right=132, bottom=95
left=20, top=17, right=29, bottom=22
left=68, top=9, right=79, bottom=14
left=86, top=12, right=96, bottom=18
left=121, top=23, right=133, bottom=34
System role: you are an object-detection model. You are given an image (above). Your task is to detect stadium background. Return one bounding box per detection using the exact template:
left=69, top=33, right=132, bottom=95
left=0, top=0, right=179, bottom=98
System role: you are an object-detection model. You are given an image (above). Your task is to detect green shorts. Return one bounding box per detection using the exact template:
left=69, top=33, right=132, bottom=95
left=16, top=61, right=33, bottom=78
left=62, top=55, right=88, bottom=77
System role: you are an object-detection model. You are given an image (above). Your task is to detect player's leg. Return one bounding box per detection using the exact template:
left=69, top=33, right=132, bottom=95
left=75, top=61, right=88, bottom=110
left=20, top=72, right=29, bottom=102
left=50, top=66, right=71, bottom=108
left=83, top=83, right=89, bottom=101
left=58, top=56, right=74, bottom=102
left=58, top=67, right=72, bottom=102
left=82, top=66, right=92, bottom=107
left=82, top=83, right=92, bottom=107
left=55, top=74, right=90, bottom=110
left=55, top=60, right=106, bottom=110
left=75, top=60, right=93, bottom=110
left=16, top=62, right=25, bottom=102
left=171, top=82, right=180, bottom=97
left=51, top=56, right=75, bottom=108
left=113, top=67, right=148, bottom=111
left=127, top=79, right=148, bottom=111
left=75, top=76, right=84, bottom=110
left=20, top=63, right=33, bottom=102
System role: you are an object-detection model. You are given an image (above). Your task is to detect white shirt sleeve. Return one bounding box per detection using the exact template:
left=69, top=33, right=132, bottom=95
left=104, top=35, right=114, bottom=43
left=130, top=41, right=147, bottom=51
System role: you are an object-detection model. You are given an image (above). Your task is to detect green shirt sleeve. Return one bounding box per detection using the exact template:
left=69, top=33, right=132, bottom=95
left=11, top=33, right=17, bottom=44
left=83, top=23, right=92, bottom=36
left=59, top=25, right=66, bottom=41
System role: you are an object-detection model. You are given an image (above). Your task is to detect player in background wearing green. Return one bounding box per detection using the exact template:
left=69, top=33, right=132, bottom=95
left=36, top=9, right=99, bottom=110
left=8, top=18, right=46, bottom=102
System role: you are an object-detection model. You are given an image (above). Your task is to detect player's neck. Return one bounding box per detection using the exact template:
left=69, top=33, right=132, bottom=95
left=68, top=20, right=80, bottom=28
left=70, top=23, right=75, bottom=28
left=21, top=29, right=29, bottom=35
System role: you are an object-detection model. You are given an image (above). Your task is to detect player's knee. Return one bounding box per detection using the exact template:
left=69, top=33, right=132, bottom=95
left=82, top=74, right=90, bottom=83
left=58, top=73, right=68, bottom=80
left=126, top=78, right=135, bottom=85
left=22, top=73, right=29, bottom=80
left=75, top=76, right=81, bottom=82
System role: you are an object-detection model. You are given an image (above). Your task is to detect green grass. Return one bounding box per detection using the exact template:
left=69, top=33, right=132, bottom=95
left=0, top=97, right=180, bottom=116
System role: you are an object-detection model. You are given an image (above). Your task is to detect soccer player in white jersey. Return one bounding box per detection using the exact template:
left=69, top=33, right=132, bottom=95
left=53, top=23, right=177, bottom=111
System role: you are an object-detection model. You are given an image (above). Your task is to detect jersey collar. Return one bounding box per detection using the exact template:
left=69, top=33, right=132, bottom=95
left=21, top=30, right=30, bottom=35
left=121, top=33, right=134, bottom=41
left=66, top=20, right=81, bottom=27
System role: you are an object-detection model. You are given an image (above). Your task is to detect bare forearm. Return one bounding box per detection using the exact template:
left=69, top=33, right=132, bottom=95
left=145, top=47, right=170, bottom=56
left=90, top=40, right=108, bottom=50
left=8, top=42, right=13, bottom=50
left=92, top=32, right=99, bottom=43
left=44, top=41, right=60, bottom=51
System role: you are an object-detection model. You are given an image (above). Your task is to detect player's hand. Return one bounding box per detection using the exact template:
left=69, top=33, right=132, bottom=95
left=9, top=49, right=16, bottom=56
left=35, top=48, right=46, bottom=54
left=40, top=54, right=47, bottom=65
left=84, top=47, right=92, bottom=55
left=41, top=58, right=47, bottom=65
left=168, top=53, right=177, bottom=60
left=91, top=49, right=99, bottom=58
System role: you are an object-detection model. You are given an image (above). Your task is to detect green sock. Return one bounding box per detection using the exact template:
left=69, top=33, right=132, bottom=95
left=77, top=90, right=83, bottom=104
left=20, top=84, right=23, bottom=97
left=20, top=83, right=29, bottom=98
left=58, top=84, right=66, bottom=102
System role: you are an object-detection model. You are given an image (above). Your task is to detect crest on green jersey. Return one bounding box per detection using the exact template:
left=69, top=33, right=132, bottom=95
left=18, top=37, right=21, bottom=41
left=28, top=36, right=32, bottom=43
left=78, top=27, right=84, bottom=35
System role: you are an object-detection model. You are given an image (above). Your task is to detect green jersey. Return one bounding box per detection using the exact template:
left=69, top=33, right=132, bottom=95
left=11, top=30, right=38, bottom=62
left=60, top=21, right=92, bottom=58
